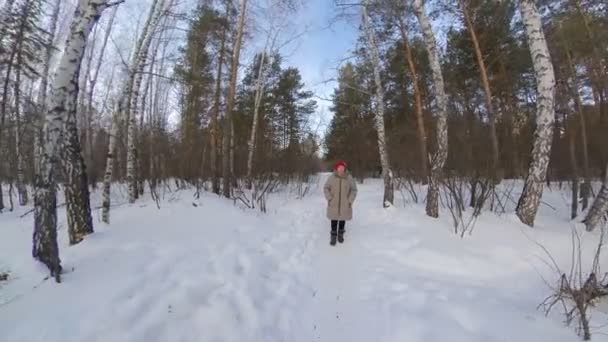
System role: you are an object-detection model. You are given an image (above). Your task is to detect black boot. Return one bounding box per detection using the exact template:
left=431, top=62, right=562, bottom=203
left=330, top=220, right=338, bottom=246
left=338, top=229, right=345, bottom=243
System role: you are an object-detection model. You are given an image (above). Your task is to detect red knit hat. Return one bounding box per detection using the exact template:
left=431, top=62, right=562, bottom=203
left=334, top=160, right=347, bottom=170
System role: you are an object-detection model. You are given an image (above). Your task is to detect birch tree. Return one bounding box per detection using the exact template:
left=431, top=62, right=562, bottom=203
left=33, top=0, right=118, bottom=283
left=515, top=0, right=556, bottom=227
left=37, top=0, right=61, bottom=173
left=412, top=0, right=448, bottom=218
left=127, top=0, right=168, bottom=203
left=222, top=0, right=248, bottom=198
left=85, top=5, right=117, bottom=186
left=362, top=0, right=393, bottom=207
left=584, top=164, right=608, bottom=232
left=102, top=0, right=162, bottom=223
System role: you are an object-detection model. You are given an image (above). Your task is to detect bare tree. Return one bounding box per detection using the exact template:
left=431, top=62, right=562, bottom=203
left=33, top=0, right=119, bottom=283
left=222, top=0, right=248, bottom=198
left=85, top=5, right=118, bottom=186
left=102, top=0, right=162, bottom=222
left=127, top=0, right=168, bottom=203
left=362, top=0, right=393, bottom=207
left=412, top=0, right=449, bottom=218
left=515, top=0, right=557, bottom=227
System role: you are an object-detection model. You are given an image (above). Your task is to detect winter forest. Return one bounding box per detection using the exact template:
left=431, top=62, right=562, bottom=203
left=1, top=0, right=608, bottom=341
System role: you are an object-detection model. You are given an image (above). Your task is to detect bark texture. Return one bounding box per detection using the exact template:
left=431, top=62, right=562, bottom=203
left=362, top=1, right=393, bottom=207
left=222, top=0, right=248, bottom=198
left=34, top=0, right=113, bottom=282
left=413, top=0, right=449, bottom=218
left=584, top=165, right=608, bottom=232
left=515, top=0, right=556, bottom=227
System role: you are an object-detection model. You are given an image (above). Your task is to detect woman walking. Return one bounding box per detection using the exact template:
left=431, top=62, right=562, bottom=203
left=323, top=161, right=357, bottom=246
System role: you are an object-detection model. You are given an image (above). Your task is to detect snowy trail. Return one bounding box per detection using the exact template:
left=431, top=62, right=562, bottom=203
left=1, top=175, right=607, bottom=341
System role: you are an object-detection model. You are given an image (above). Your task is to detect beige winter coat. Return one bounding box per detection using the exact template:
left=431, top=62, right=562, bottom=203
left=324, top=172, right=358, bottom=221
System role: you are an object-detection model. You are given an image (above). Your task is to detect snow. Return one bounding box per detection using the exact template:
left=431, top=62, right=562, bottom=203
left=1, top=175, right=607, bottom=341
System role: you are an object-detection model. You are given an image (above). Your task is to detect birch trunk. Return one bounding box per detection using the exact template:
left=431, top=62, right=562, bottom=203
left=362, top=1, right=393, bottom=207
left=101, top=106, right=118, bottom=224
left=397, top=17, right=428, bottom=182
left=584, top=164, right=608, bottom=232
left=36, top=0, right=61, bottom=174
left=102, top=0, right=161, bottom=216
left=86, top=5, right=117, bottom=187
left=222, top=0, right=248, bottom=198
left=568, top=121, right=579, bottom=220
left=459, top=0, right=499, bottom=177
left=515, top=0, right=556, bottom=227
left=211, top=25, right=226, bottom=195
left=246, top=39, right=272, bottom=187
left=34, top=0, right=113, bottom=282
left=127, top=0, right=166, bottom=203
left=14, top=53, right=27, bottom=205
left=62, top=100, right=94, bottom=245
left=413, top=0, right=449, bottom=218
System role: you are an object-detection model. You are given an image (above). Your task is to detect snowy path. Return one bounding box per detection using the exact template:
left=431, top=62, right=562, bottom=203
left=1, top=175, right=606, bottom=341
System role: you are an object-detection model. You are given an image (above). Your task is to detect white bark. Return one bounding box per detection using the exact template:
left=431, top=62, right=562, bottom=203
left=36, top=0, right=61, bottom=174
left=85, top=5, right=117, bottom=185
left=14, top=68, right=27, bottom=206
left=102, top=0, right=162, bottom=217
left=101, top=104, right=118, bottom=224
left=413, top=0, right=449, bottom=218
left=34, top=0, right=115, bottom=282
left=246, top=34, right=275, bottom=184
left=515, top=0, right=556, bottom=227
left=223, top=0, right=248, bottom=198
left=584, top=164, right=608, bottom=232
left=127, top=0, right=167, bottom=203
left=362, top=1, right=393, bottom=207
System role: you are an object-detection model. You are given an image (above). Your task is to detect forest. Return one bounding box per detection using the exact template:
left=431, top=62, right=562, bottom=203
left=0, top=0, right=608, bottom=339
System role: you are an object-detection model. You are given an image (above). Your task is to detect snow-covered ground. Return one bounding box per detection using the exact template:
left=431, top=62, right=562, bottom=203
left=1, top=175, right=607, bottom=341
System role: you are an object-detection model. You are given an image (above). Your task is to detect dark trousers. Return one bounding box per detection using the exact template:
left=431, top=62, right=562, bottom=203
left=331, top=220, right=345, bottom=235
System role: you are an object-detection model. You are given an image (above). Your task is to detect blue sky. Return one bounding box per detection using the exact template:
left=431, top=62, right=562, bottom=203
left=279, top=0, right=360, bottom=136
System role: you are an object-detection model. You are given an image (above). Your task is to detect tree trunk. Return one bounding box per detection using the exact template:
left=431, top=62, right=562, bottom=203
left=62, top=104, right=94, bottom=245
left=127, top=0, right=166, bottom=203
left=362, top=1, right=393, bottom=207
left=584, top=164, right=608, bottom=232
left=247, top=38, right=273, bottom=187
left=34, top=0, right=114, bottom=282
left=36, top=0, right=61, bottom=175
left=569, top=126, right=579, bottom=220
left=101, top=106, right=118, bottom=224
left=14, top=52, right=27, bottom=206
left=100, top=0, right=160, bottom=211
left=222, top=0, right=248, bottom=198
left=86, top=5, right=117, bottom=187
left=515, top=0, right=556, bottom=227
left=561, top=38, right=591, bottom=211
left=413, top=0, right=449, bottom=218
left=459, top=0, right=499, bottom=178
left=211, top=25, right=226, bottom=195
left=397, top=17, right=428, bottom=183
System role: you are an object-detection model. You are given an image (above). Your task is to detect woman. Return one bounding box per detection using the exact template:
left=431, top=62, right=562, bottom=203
left=323, top=161, right=357, bottom=246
